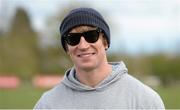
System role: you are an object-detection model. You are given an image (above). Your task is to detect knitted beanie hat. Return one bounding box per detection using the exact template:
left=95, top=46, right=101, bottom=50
left=60, top=8, right=110, bottom=51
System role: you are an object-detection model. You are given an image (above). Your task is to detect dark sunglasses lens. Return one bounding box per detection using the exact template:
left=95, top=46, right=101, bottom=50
left=84, top=30, right=99, bottom=43
left=65, top=29, right=100, bottom=46
left=66, top=34, right=80, bottom=46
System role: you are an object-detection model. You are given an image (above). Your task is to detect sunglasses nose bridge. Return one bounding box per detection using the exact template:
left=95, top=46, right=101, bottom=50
left=77, top=36, right=90, bottom=49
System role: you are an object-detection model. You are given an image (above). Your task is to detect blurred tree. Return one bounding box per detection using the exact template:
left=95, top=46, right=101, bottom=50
left=0, top=8, right=40, bottom=80
left=148, top=54, right=180, bottom=85
left=39, top=46, right=72, bottom=75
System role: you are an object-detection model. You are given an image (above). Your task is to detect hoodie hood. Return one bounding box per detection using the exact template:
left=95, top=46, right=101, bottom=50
left=61, top=61, right=128, bottom=91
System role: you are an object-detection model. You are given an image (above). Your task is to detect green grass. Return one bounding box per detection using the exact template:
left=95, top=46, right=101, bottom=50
left=0, top=83, right=47, bottom=109
left=156, top=84, right=180, bottom=109
left=0, top=83, right=180, bottom=109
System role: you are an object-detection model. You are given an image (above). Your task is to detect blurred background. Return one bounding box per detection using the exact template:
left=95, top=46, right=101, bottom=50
left=0, top=0, right=180, bottom=109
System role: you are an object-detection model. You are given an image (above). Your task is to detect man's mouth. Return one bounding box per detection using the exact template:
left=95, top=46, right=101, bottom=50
left=77, top=53, right=95, bottom=58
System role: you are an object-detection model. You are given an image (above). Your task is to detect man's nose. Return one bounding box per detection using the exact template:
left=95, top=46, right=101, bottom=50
left=77, top=36, right=90, bottom=50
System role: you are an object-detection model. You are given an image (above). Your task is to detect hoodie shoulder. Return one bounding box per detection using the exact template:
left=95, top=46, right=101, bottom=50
left=122, top=74, right=165, bottom=109
left=34, top=82, right=69, bottom=109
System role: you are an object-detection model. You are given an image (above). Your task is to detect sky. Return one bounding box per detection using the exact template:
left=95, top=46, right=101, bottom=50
left=0, top=0, right=180, bottom=55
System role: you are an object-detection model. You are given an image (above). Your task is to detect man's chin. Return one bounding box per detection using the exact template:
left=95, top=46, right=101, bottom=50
left=77, top=64, right=96, bottom=72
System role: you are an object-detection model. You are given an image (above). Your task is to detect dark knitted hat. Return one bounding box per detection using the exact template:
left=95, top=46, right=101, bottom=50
left=60, top=8, right=110, bottom=51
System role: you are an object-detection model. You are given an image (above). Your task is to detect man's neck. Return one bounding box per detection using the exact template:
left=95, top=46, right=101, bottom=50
left=75, top=62, right=112, bottom=87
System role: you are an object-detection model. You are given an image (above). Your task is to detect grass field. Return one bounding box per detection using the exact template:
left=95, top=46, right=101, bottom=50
left=0, top=83, right=180, bottom=109
left=156, top=84, right=180, bottom=108
left=0, top=83, right=46, bottom=109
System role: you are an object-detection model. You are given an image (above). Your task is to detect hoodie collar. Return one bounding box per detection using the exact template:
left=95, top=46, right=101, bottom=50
left=62, top=61, right=128, bottom=91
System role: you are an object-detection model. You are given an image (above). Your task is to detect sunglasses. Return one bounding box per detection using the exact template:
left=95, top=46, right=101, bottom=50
left=63, top=28, right=102, bottom=46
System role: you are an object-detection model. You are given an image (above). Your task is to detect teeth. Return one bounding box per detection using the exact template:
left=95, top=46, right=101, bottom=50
left=81, top=54, right=90, bottom=57
left=78, top=53, right=94, bottom=57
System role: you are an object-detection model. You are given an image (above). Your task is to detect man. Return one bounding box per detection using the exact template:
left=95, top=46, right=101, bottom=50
left=34, top=7, right=165, bottom=109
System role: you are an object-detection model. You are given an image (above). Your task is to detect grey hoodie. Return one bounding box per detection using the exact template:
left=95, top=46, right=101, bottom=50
left=34, top=62, right=165, bottom=109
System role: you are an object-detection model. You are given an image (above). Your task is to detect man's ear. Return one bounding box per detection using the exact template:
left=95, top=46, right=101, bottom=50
left=102, top=35, right=108, bottom=50
left=66, top=50, right=69, bottom=54
left=65, top=43, right=70, bottom=54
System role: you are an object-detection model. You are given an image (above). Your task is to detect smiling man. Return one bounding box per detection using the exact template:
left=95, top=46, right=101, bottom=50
left=34, top=7, right=165, bottom=109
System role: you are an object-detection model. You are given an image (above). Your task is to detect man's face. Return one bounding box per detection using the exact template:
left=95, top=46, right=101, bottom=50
left=66, top=26, right=108, bottom=72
